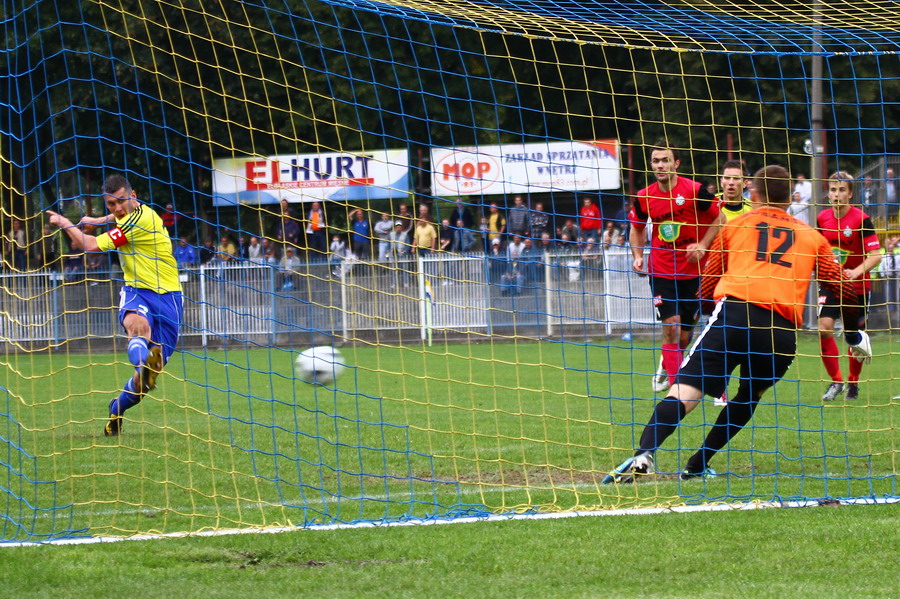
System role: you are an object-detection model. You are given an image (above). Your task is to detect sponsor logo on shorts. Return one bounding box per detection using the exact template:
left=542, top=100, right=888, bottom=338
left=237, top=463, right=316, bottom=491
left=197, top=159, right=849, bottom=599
left=653, top=295, right=664, bottom=307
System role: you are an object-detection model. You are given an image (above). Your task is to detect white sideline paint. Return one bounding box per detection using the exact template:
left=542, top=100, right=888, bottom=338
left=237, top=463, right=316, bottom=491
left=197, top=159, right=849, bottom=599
left=2, top=496, right=897, bottom=547
left=24, top=469, right=896, bottom=520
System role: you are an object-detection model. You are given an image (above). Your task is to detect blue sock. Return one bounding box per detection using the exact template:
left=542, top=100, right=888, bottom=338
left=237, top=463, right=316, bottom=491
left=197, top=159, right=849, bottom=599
left=127, top=337, right=150, bottom=367
left=109, top=378, right=141, bottom=416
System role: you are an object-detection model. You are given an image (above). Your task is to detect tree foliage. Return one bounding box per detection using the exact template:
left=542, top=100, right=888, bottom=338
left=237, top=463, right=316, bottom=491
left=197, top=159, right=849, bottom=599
left=3, top=0, right=899, bottom=223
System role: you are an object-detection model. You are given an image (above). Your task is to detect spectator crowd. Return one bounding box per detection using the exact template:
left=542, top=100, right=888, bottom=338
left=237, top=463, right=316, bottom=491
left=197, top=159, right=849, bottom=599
left=9, top=172, right=900, bottom=297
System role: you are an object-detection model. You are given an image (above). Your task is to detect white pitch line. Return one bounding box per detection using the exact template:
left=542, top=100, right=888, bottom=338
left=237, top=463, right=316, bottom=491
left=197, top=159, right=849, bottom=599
left=3, top=494, right=897, bottom=547
left=19, top=470, right=900, bottom=520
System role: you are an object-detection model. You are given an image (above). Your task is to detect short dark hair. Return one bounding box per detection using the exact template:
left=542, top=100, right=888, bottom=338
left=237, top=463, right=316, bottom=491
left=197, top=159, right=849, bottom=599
left=104, top=174, right=132, bottom=197
left=828, top=171, right=855, bottom=194
left=721, top=160, right=747, bottom=176
left=753, top=165, right=791, bottom=206
left=649, top=139, right=679, bottom=162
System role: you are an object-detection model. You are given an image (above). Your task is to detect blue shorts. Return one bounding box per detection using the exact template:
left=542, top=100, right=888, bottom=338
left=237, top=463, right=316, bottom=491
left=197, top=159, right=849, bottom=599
left=118, top=287, right=184, bottom=364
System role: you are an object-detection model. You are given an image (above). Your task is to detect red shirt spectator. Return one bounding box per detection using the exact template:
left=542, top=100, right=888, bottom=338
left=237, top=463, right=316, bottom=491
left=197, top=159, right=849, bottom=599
left=161, top=203, right=179, bottom=236
left=578, top=198, right=602, bottom=238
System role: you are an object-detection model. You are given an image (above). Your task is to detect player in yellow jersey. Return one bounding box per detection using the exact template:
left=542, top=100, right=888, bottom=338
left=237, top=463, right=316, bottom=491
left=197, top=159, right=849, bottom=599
left=716, top=160, right=753, bottom=221
left=712, top=159, right=752, bottom=405
left=604, top=165, right=871, bottom=483
left=47, top=174, right=184, bottom=436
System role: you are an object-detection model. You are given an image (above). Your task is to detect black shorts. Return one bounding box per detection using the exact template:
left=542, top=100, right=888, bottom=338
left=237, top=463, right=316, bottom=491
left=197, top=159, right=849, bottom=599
left=817, top=287, right=870, bottom=328
left=649, top=276, right=700, bottom=325
left=676, top=298, right=796, bottom=399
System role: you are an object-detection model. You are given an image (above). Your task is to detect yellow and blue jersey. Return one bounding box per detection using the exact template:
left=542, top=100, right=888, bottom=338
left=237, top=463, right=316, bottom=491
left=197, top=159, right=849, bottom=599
left=96, top=203, right=181, bottom=293
left=716, top=193, right=753, bottom=222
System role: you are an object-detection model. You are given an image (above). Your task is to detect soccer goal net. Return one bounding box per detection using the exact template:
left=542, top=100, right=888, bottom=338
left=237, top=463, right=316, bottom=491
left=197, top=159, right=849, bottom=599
left=1, top=1, right=897, bottom=542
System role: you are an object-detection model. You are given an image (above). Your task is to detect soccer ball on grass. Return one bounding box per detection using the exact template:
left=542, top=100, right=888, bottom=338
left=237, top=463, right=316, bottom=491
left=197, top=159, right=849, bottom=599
left=295, top=346, right=345, bottom=384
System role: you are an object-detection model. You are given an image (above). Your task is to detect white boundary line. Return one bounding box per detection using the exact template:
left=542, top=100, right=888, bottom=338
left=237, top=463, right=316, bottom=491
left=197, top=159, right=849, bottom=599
left=3, top=496, right=898, bottom=547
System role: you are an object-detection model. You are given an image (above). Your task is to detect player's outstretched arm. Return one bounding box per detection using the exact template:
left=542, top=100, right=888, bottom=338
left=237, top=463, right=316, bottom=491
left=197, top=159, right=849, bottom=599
left=687, top=211, right=727, bottom=263
left=78, top=213, right=116, bottom=227
left=46, top=210, right=101, bottom=252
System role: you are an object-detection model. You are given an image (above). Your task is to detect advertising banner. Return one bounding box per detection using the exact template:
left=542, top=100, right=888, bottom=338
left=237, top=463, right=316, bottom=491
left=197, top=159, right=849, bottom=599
left=212, top=149, right=410, bottom=205
left=430, top=140, right=620, bottom=197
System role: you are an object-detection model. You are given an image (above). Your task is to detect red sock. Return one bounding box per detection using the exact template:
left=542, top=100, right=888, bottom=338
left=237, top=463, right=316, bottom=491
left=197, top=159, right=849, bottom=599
left=661, top=343, right=683, bottom=385
left=820, top=336, right=843, bottom=383
left=847, top=347, right=863, bottom=384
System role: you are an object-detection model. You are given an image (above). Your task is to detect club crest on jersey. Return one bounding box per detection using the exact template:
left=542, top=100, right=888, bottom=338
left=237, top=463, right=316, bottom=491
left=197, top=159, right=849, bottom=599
left=674, top=195, right=686, bottom=206
left=108, top=226, right=128, bottom=248
left=831, top=246, right=850, bottom=265
left=843, top=226, right=853, bottom=238
left=657, top=220, right=682, bottom=243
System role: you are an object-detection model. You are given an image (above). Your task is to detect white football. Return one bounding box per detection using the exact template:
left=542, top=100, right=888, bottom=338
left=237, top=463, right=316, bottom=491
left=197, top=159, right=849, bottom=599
left=295, top=346, right=345, bottom=384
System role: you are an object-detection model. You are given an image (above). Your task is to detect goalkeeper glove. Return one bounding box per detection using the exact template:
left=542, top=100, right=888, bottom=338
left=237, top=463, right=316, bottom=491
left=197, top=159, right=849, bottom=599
left=846, top=330, right=873, bottom=364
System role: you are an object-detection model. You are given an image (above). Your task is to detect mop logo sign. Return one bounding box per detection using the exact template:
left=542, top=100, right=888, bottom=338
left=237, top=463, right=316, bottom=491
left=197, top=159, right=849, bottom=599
left=433, top=151, right=501, bottom=194
left=430, top=140, right=621, bottom=197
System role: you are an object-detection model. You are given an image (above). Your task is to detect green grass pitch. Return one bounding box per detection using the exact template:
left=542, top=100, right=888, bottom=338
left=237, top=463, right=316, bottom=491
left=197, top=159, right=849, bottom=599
left=1, top=333, right=897, bottom=542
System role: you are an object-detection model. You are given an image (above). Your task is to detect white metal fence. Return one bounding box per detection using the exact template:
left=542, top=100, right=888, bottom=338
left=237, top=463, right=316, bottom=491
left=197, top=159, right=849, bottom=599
left=0, top=248, right=659, bottom=348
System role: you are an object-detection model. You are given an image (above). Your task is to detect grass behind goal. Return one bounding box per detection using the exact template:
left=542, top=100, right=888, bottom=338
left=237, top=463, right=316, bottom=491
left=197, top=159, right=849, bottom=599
left=3, top=337, right=896, bottom=541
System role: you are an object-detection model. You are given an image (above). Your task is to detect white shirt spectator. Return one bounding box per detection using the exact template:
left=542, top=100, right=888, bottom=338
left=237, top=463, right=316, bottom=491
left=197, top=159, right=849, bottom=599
left=885, top=168, right=897, bottom=206
left=330, top=238, right=347, bottom=258
left=793, top=175, right=812, bottom=204
left=280, top=249, right=300, bottom=271
left=389, top=226, right=410, bottom=258
left=787, top=192, right=810, bottom=225
left=246, top=238, right=263, bottom=263
left=507, top=238, right=526, bottom=260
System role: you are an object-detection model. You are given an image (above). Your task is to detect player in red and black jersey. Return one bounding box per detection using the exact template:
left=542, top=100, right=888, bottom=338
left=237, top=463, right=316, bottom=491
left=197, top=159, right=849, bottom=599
left=817, top=172, right=882, bottom=401
left=604, top=165, right=872, bottom=483
left=628, top=140, right=724, bottom=393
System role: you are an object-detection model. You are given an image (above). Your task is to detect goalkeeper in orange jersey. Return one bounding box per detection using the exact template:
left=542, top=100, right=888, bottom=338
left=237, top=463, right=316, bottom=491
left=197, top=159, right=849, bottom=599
left=604, top=165, right=872, bottom=483
left=47, top=174, right=183, bottom=437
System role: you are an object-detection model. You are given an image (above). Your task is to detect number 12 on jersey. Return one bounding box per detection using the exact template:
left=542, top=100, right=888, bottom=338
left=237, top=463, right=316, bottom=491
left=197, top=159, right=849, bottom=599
left=755, top=223, right=794, bottom=267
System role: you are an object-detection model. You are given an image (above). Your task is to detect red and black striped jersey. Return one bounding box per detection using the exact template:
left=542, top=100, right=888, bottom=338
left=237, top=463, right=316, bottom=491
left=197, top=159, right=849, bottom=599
left=817, top=206, right=881, bottom=292
left=630, top=176, right=719, bottom=280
